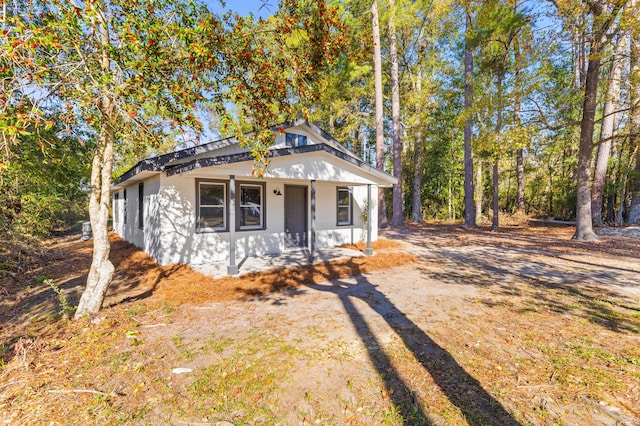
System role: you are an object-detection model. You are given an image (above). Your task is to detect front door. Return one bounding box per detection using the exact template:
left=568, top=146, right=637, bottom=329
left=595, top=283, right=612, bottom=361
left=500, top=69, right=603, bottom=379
left=284, top=185, right=307, bottom=249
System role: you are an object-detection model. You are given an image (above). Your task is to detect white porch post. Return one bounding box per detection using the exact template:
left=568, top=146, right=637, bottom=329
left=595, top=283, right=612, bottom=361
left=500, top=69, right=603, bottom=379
left=227, top=174, right=238, bottom=275
left=310, top=179, right=316, bottom=262
left=365, top=184, right=373, bottom=255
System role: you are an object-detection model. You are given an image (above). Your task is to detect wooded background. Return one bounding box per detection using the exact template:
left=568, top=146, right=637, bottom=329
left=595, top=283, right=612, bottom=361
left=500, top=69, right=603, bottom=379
left=2, top=0, right=639, bottom=240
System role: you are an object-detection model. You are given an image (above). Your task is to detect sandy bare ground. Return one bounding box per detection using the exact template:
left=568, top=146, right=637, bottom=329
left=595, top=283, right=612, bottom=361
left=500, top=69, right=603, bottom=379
left=1, top=223, right=639, bottom=425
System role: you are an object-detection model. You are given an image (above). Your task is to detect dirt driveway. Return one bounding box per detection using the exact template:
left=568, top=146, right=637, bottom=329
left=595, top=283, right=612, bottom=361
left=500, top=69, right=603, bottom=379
left=1, top=224, right=639, bottom=425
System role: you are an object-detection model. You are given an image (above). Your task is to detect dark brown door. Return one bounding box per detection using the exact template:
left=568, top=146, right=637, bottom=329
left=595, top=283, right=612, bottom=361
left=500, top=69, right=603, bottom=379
left=284, top=185, right=307, bottom=249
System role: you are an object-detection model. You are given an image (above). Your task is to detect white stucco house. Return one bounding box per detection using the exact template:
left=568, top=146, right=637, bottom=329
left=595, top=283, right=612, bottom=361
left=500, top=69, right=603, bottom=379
left=111, top=120, right=396, bottom=274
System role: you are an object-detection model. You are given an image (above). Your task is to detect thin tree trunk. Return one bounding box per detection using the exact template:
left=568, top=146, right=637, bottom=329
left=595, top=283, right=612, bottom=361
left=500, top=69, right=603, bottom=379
left=492, top=72, right=504, bottom=231
left=548, top=158, right=554, bottom=213
left=573, top=14, right=587, bottom=89
left=492, top=161, right=499, bottom=229
left=475, top=159, right=483, bottom=223
left=448, top=170, right=453, bottom=221
left=412, top=130, right=423, bottom=222
left=592, top=31, right=626, bottom=225
left=411, top=69, right=424, bottom=223
left=516, top=149, right=525, bottom=212
left=389, top=0, right=403, bottom=226
left=627, top=0, right=640, bottom=224
left=463, top=10, right=476, bottom=227
left=513, top=4, right=525, bottom=215
left=75, top=1, right=116, bottom=317
left=372, top=0, right=387, bottom=228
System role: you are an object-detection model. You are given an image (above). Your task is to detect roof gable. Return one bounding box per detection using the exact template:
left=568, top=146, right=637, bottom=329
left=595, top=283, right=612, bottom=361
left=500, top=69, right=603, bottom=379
left=112, top=120, right=395, bottom=189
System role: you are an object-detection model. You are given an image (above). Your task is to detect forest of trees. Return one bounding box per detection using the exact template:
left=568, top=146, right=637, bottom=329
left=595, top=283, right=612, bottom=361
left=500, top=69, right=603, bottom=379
left=1, top=1, right=638, bottom=311
left=306, top=0, right=639, bottom=237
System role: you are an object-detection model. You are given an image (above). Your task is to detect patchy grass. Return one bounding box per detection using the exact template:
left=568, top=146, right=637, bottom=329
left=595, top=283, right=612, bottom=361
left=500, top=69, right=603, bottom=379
left=1, top=225, right=640, bottom=424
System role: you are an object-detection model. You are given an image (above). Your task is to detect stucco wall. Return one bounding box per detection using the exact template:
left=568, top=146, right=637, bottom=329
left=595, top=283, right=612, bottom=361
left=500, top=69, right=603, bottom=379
left=113, top=172, right=379, bottom=266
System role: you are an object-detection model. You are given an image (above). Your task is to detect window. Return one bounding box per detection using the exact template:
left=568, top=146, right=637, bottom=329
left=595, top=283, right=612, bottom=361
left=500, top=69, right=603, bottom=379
left=198, top=181, right=226, bottom=231
left=239, top=183, right=264, bottom=230
left=138, top=182, right=144, bottom=230
left=337, top=187, right=352, bottom=226
left=285, top=133, right=308, bottom=147
left=123, top=189, right=127, bottom=224
left=114, top=193, right=119, bottom=224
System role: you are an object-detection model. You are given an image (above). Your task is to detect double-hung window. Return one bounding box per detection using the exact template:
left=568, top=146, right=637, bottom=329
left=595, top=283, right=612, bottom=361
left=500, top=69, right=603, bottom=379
left=337, top=187, right=352, bottom=226
left=198, top=181, right=226, bottom=231
left=239, top=183, right=264, bottom=230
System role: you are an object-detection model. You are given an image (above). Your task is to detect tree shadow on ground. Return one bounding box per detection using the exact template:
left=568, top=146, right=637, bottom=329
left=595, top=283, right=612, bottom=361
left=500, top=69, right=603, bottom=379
left=0, top=235, right=167, bottom=368
left=235, top=258, right=520, bottom=425
left=386, top=226, right=640, bottom=334
left=306, top=273, right=520, bottom=425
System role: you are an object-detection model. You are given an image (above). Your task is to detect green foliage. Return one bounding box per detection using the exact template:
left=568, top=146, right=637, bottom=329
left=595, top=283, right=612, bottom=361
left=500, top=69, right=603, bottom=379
left=42, top=277, right=75, bottom=320
left=0, top=129, right=91, bottom=238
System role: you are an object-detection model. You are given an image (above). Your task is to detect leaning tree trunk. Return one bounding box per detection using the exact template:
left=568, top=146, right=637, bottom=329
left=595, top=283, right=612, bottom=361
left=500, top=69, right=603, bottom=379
left=463, top=10, right=476, bottom=227
left=372, top=0, right=387, bottom=228
left=627, top=1, right=640, bottom=224
left=75, top=2, right=116, bottom=317
left=573, top=35, right=602, bottom=240
left=75, top=120, right=116, bottom=317
left=592, top=31, right=626, bottom=225
left=389, top=0, right=403, bottom=227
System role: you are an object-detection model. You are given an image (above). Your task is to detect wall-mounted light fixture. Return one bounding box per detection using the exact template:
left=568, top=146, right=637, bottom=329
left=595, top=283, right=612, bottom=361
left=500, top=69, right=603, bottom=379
left=273, top=187, right=282, bottom=196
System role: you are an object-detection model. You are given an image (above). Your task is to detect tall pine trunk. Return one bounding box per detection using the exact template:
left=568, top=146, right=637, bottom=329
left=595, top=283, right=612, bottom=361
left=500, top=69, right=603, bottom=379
left=573, top=21, right=603, bottom=240
left=514, top=37, right=525, bottom=214
left=628, top=0, right=640, bottom=224
left=592, top=31, right=626, bottom=225
left=463, top=10, right=476, bottom=227
left=412, top=131, right=423, bottom=222
left=389, top=0, right=403, bottom=226
left=492, top=72, right=504, bottom=231
left=412, top=73, right=424, bottom=223
left=372, top=0, right=387, bottom=228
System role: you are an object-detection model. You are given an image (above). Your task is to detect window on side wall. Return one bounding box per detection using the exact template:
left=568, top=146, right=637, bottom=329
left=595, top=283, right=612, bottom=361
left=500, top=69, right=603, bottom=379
left=238, top=183, right=264, bottom=230
left=138, top=182, right=144, bottom=230
left=198, top=181, right=227, bottom=231
left=114, top=193, right=119, bottom=224
left=337, top=187, right=352, bottom=226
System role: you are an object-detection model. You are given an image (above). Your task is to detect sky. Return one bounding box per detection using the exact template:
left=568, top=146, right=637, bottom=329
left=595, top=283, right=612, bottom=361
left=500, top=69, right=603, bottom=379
left=205, top=0, right=277, bottom=18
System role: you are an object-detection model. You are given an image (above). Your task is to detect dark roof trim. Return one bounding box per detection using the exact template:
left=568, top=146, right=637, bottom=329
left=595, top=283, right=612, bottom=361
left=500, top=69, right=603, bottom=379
left=113, top=120, right=393, bottom=186
left=165, top=143, right=393, bottom=185
left=113, top=157, right=164, bottom=185
left=113, top=122, right=301, bottom=186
